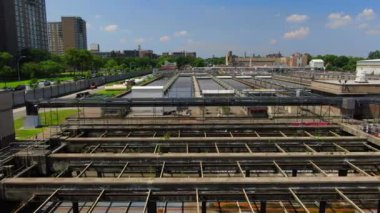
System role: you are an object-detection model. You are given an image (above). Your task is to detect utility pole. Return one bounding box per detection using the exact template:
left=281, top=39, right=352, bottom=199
left=17, top=56, right=27, bottom=81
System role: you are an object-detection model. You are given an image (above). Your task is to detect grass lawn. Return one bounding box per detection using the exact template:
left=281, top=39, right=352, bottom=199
left=14, top=109, right=78, bottom=140
left=95, top=75, right=156, bottom=97
left=0, top=77, right=74, bottom=89
left=95, top=89, right=128, bottom=97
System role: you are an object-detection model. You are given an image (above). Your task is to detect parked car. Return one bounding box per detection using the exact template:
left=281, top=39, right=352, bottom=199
left=89, top=82, right=97, bottom=89
left=2, top=87, right=14, bottom=92
left=37, top=80, right=51, bottom=87
left=14, top=85, right=26, bottom=91
left=43, top=81, right=51, bottom=86
left=76, top=92, right=90, bottom=98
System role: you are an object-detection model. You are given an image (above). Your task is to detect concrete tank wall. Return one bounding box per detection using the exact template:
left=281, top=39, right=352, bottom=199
left=9, top=71, right=151, bottom=108
left=0, top=92, right=15, bottom=147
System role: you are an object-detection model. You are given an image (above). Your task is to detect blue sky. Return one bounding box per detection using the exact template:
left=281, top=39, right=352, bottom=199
left=46, top=0, right=380, bottom=58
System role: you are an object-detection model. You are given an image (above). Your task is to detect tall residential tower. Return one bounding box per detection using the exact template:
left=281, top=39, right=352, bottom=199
left=48, top=17, right=87, bottom=54
left=0, top=0, right=48, bottom=55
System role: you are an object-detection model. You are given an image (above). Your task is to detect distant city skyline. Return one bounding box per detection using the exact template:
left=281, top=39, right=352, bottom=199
left=46, top=0, right=380, bottom=58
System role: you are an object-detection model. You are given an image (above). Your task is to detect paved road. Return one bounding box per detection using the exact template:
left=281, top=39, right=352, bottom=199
left=13, top=85, right=106, bottom=119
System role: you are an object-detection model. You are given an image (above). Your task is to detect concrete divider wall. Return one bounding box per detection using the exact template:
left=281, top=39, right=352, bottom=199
left=51, top=85, right=59, bottom=97
left=58, top=84, right=66, bottom=95
left=43, top=87, right=52, bottom=98
left=74, top=81, right=81, bottom=91
left=24, top=91, right=35, bottom=101
left=12, top=90, right=26, bottom=106
left=10, top=71, right=152, bottom=107
left=0, top=92, right=15, bottom=147
left=67, top=83, right=73, bottom=93
left=33, top=89, right=43, bottom=100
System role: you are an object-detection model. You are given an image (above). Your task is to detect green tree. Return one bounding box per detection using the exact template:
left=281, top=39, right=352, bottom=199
left=39, top=60, right=64, bottom=77
left=63, top=49, right=94, bottom=75
left=205, top=57, right=225, bottom=66
left=21, top=62, right=40, bottom=78
left=0, top=52, right=15, bottom=79
left=0, top=52, right=13, bottom=67
left=313, top=54, right=363, bottom=72
left=157, top=56, right=176, bottom=67
left=50, top=54, right=64, bottom=64
left=92, top=55, right=104, bottom=72
left=368, top=50, right=380, bottom=59
left=0, top=66, right=16, bottom=78
left=191, top=58, right=205, bottom=67
left=334, top=56, right=349, bottom=68
left=104, top=59, right=119, bottom=75
left=64, top=49, right=81, bottom=73
left=21, top=48, right=51, bottom=62
left=29, top=78, right=39, bottom=89
left=176, top=56, right=194, bottom=68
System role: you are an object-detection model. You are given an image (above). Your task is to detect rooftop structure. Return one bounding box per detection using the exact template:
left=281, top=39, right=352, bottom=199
left=356, top=59, right=380, bottom=75
left=171, top=51, right=197, bottom=58
left=90, top=43, right=100, bottom=53
left=311, top=80, right=380, bottom=95
left=225, top=51, right=283, bottom=67
left=309, top=59, right=325, bottom=71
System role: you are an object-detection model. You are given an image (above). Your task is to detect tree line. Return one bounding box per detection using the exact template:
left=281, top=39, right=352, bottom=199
left=312, top=55, right=364, bottom=72
left=0, top=49, right=226, bottom=81
left=1, top=48, right=379, bottom=81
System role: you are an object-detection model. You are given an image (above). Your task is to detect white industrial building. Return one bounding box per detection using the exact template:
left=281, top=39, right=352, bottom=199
left=131, top=86, right=177, bottom=116
left=131, top=86, right=164, bottom=116
left=356, top=59, right=380, bottom=75
left=309, top=59, right=325, bottom=70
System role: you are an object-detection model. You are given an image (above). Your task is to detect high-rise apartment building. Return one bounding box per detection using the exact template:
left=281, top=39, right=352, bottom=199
left=48, top=17, right=87, bottom=54
left=47, top=22, right=64, bottom=54
left=0, top=0, right=48, bottom=55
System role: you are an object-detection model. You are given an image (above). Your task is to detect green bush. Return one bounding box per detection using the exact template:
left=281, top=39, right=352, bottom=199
left=29, top=78, right=39, bottom=89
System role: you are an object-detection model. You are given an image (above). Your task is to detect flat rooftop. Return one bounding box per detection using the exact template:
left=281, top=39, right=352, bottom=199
left=132, top=86, right=164, bottom=90
left=311, top=80, right=380, bottom=95
left=202, top=89, right=235, bottom=95
left=318, top=80, right=380, bottom=85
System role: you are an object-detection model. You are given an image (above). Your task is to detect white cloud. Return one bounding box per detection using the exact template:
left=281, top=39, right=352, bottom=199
left=326, top=13, right=352, bottom=29
left=358, top=8, right=376, bottom=20
left=174, top=30, right=188, bottom=37
left=103, top=24, right=119, bottom=32
left=135, top=38, right=145, bottom=44
left=366, top=28, right=380, bottom=36
left=286, top=14, right=309, bottom=23
left=283, top=27, right=310, bottom=40
left=95, top=14, right=102, bottom=19
left=159, top=35, right=171, bottom=42
left=270, top=39, right=278, bottom=45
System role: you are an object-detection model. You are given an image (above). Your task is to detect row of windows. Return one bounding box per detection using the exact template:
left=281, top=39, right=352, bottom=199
left=14, top=0, right=48, bottom=51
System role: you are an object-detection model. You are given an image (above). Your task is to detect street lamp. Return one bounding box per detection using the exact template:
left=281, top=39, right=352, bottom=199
left=17, top=56, right=27, bottom=81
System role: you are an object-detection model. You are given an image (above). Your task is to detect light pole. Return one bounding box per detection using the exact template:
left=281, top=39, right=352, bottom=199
left=17, top=56, right=27, bottom=81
